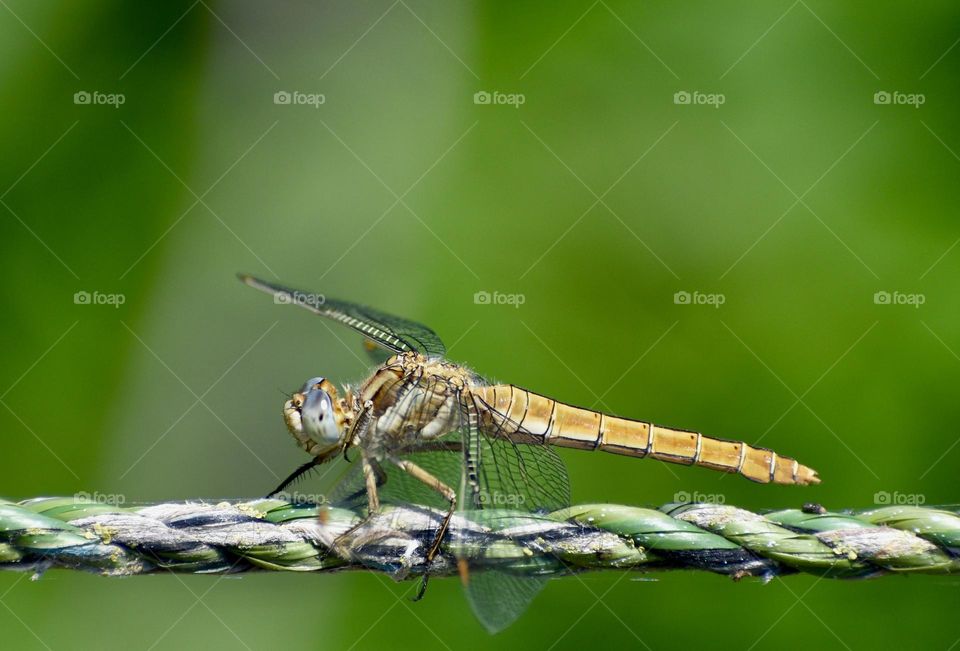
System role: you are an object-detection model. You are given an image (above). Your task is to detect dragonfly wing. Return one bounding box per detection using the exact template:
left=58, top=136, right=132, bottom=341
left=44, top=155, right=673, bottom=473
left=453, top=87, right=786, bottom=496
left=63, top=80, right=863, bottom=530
left=329, top=437, right=464, bottom=512
left=456, top=391, right=572, bottom=633
left=238, top=274, right=446, bottom=356
left=461, top=392, right=571, bottom=512
left=463, top=569, right=547, bottom=634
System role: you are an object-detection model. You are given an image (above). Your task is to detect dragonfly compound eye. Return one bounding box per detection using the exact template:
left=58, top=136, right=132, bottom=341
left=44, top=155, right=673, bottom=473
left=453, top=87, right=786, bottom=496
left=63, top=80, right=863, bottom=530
left=300, top=385, right=343, bottom=449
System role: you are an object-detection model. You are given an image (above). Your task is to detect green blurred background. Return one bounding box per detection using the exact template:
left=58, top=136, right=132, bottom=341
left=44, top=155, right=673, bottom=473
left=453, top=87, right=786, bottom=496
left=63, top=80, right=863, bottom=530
left=2, top=1, right=959, bottom=649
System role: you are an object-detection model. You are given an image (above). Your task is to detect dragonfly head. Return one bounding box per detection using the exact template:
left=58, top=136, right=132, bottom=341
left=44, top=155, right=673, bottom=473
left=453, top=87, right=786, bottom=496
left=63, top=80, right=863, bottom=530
left=283, top=377, right=350, bottom=461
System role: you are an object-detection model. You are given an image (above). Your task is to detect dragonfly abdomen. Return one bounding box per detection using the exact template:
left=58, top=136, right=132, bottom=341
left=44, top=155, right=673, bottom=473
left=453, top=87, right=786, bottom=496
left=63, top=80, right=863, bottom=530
left=473, top=384, right=819, bottom=485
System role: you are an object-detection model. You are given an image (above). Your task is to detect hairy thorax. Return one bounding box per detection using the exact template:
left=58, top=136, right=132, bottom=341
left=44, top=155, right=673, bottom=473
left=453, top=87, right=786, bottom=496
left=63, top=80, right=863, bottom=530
left=356, top=352, right=480, bottom=455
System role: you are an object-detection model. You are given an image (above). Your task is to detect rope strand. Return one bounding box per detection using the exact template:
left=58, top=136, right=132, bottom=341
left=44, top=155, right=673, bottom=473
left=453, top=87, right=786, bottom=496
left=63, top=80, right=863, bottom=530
left=1, top=497, right=957, bottom=579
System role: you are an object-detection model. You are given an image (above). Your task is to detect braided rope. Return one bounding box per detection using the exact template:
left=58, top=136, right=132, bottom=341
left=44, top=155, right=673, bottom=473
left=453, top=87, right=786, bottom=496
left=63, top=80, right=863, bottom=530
left=1, top=497, right=958, bottom=580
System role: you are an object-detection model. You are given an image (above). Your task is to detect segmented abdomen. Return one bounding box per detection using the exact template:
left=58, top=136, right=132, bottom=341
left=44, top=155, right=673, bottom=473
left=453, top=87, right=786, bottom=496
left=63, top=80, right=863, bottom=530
left=471, top=384, right=819, bottom=485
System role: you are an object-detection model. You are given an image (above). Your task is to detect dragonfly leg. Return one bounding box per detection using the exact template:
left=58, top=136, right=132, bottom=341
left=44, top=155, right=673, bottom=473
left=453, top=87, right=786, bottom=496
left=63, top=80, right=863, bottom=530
left=266, top=458, right=320, bottom=499
left=330, top=453, right=387, bottom=561
left=344, top=400, right=375, bottom=464
left=386, top=454, right=457, bottom=600
left=362, top=453, right=381, bottom=514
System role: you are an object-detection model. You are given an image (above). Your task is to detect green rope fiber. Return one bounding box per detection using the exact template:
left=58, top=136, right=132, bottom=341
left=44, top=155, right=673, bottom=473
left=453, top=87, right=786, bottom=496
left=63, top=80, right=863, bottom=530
left=1, top=497, right=958, bottom=580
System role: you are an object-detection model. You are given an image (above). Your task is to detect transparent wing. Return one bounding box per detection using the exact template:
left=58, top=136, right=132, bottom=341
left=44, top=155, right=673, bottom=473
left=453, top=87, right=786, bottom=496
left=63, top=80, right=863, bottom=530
left=238, top=274, right=446, bottom=356
left=462, top=392, right=571, bottom=512
left=463, top=570, right=548, bottom=634
left=456, top=391, right=571, bottom=633
left=330, top=437, right=464, bottom=511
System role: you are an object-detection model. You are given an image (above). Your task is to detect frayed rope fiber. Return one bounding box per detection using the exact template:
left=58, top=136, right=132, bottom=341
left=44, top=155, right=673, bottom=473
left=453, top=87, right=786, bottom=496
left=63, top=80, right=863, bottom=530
left=1, top=497, right=958, bottom=580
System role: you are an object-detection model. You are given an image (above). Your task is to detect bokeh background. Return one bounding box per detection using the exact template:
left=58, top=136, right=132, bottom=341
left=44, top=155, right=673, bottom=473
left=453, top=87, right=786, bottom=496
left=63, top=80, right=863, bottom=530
left=1, top=1, right=959, bottom=649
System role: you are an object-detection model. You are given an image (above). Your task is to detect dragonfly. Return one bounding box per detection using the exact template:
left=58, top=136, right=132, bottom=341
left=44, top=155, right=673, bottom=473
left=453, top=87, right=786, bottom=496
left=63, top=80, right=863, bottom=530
left=239, top=274, right=819, bottom=631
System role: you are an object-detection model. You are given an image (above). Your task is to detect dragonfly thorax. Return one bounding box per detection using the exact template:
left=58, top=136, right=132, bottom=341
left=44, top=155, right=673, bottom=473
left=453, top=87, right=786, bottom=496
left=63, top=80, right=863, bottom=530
left=283, top=376, right=354, bottom=460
